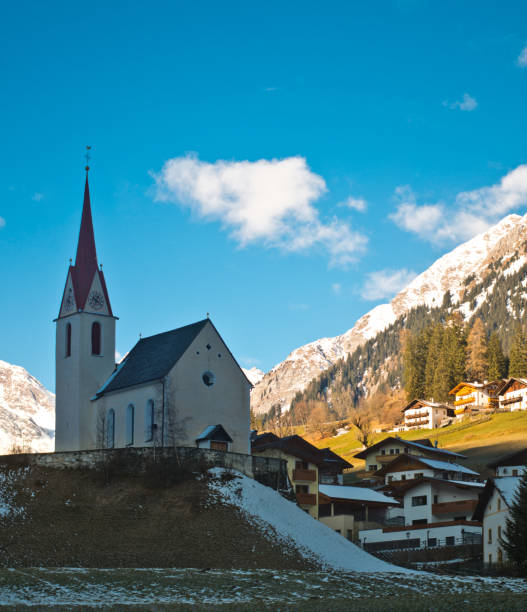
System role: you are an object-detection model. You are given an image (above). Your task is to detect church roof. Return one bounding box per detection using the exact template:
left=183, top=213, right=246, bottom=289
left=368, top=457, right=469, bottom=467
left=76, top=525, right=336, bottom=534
left=61, top=174, right=113, bottom=316
left=97, top=319, right=209, bottom=396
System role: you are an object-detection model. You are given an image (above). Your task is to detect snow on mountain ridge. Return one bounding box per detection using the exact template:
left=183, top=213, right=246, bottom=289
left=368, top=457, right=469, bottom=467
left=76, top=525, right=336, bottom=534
left=251, top=213, right=527, bottom=414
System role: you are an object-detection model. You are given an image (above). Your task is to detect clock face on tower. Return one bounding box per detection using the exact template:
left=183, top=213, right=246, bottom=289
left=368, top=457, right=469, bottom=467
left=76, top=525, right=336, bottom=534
left=88, top=291, right=105, bottom=311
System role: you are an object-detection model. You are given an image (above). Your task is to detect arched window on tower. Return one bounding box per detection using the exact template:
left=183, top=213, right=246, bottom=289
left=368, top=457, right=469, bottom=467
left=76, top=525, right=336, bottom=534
left=91, top=322, right=101, bottom=355
left=126, top=404, right=135, bottom=446
left=106, top=409, right=115, bottom=448
left=145, top=399, right=155, bottom=442
left=65, top=323, right=72, bottom=357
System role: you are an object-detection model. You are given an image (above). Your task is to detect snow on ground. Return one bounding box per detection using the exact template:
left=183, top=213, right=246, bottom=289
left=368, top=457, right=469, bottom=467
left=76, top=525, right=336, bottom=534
left=208, top=468, right=405, bottom=573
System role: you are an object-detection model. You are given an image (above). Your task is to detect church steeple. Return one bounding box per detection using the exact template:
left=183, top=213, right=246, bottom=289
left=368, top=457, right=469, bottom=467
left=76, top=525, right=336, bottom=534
left=75, top=175, right=98, bottom=273
left=58, top=163, right=113, bottom=317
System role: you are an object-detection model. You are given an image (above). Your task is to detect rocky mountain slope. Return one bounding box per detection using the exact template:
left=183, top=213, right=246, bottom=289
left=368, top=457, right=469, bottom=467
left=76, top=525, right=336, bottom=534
left=251, top=213, right=527, bottom=414
left=0, top=360, right=54, bottom=453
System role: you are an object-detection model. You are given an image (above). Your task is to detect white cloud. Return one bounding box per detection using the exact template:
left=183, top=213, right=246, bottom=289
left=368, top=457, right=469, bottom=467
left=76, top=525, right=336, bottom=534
left=390, top=165, right=527, bottom=243
left=152, top=154, right=367, bottom=266
left=517, top=45, right=527, bottom=67
left=32, top=192, right=44, bottom=202
left=444, top=93, right=478, bottom=112
left=332, top=282, right=342, bottom=294
left=389, top=185, right=443, bottom=235
left=341, top=196, right=367, bottom=212
left=361, top=269, right=417, bottom=301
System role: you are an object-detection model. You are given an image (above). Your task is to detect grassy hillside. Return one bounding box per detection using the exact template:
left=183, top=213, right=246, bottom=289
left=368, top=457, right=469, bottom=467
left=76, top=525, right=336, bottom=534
left=311, top=412, right=527, bottom=476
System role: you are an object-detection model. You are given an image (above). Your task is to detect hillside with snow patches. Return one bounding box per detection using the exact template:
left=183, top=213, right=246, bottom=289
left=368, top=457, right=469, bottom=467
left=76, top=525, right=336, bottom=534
left=251, top=213, right=527, bottom=414
left=208, top=468, right=402, bottom=573
left=0, top=361, right=54, bottom=454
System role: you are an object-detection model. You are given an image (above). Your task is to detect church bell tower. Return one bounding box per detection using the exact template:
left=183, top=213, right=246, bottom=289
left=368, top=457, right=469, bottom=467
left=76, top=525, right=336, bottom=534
left=55, top=161, right=117, bottom=451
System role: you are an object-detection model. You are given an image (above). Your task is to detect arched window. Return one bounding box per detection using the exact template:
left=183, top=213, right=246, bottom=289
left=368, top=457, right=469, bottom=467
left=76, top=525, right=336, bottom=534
left=126, top=404, right=135, bottom=446
left=91, top=322, right=101, bottom=355
left=65, top=323, right=72, bottom=357
left=106, top=409, right=115, bottom=449
left=145, top=399, right=155, bottom=442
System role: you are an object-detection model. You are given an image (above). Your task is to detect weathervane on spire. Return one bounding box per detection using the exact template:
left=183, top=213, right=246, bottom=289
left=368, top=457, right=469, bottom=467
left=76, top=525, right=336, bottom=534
left=85, top=146, right=91, bottom=173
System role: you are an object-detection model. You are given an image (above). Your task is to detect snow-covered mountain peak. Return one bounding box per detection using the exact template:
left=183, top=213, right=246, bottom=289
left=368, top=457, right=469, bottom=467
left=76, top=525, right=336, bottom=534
left=251, top=213, right=527, bottom=414
left=242, top=367, right=265, bottom=386
left=0, top=360, right=55, bottom=453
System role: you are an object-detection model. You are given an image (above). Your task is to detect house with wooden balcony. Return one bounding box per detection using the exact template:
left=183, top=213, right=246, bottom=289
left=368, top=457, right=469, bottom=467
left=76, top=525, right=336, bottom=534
left=374, top=453, right=480, bottom=485
left=357, top=458, right=484, bottom=551
left=449, top=380, right=504, bottom=417
left=251, top=433, right=351, bottom=518
left=402, top=399, right=454, bottom=430
left=498, top=377, right=527, bottom=412
left=354, top=436, right=465, bottom=474
left=318, top=484, right=399, bottom=541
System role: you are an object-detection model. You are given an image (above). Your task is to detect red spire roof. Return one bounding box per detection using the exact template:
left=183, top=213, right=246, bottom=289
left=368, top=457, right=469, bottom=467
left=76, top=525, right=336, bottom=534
left=75, top=175, right=98, bottom=272
left=60, top=173, right=113, bottom=316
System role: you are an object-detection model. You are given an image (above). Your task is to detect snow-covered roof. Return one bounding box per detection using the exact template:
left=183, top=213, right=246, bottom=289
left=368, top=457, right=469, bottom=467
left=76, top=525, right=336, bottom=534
left=495, top=476, right=522, bottom=507
left=447, top=480, right=485, bottom=488
left=319, top=484, right=398, bottom=505
left=416, top=457, right=479, bottom=476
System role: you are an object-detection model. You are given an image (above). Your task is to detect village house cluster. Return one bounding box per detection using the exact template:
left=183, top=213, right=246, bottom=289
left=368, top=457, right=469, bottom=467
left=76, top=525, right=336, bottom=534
left=401, top=378, right=527, bottom=432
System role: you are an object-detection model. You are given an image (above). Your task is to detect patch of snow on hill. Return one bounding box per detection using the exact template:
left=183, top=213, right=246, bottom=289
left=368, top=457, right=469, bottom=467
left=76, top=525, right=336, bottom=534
left=208, top=468, right=406, bottom=573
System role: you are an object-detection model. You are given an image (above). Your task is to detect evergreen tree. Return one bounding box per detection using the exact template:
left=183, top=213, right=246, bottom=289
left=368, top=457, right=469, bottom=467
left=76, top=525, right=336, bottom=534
left=502, top=471, right=527, bottom=567
left=432, top=316, right=466, bottom=403
left=425, top=324, right=444, bottom=400
left=403, top=327, right=429, bottom=401
left=466, top=318, right=489, bottom=381
left=508, top=327, right=527, bottom=378
left=487, top=332, right=507, bottom=380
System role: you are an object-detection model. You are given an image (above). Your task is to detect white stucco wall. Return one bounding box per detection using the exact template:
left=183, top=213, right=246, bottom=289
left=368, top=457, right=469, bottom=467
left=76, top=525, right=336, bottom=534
left=483, top=488, right=509, bottom=564
left=55, top=311, right=116, bottom=451
left=496, top=465, right=526, bottom=477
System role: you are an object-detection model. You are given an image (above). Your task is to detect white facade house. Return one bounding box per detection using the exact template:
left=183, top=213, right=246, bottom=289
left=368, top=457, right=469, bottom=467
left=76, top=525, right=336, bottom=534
left=498, top=378, right=527, bottom=411
left=55, top=172, right=251, bottom=454
left=474, top=448, right=527, bottom=565
left=402, top=399, right=453, bottom=430
left=358, top=454, right=483, bottom=550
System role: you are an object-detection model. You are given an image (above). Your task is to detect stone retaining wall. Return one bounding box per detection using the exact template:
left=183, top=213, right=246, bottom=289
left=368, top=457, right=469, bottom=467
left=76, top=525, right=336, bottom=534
left=0, top=446, right=292, bottom=493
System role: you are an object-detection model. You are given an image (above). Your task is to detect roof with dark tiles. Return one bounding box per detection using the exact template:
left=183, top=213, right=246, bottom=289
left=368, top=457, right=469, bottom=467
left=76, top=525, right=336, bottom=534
left=97, top=319, right=208, bottom=396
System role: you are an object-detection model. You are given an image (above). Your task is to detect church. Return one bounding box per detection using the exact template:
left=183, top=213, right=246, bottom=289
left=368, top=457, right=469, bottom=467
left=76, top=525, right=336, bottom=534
left=55, top=168, right=252, bottom=454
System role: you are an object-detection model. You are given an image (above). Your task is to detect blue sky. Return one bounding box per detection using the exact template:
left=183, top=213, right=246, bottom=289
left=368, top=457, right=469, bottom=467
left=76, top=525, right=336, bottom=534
left=1, top=1, right=527, bottom=391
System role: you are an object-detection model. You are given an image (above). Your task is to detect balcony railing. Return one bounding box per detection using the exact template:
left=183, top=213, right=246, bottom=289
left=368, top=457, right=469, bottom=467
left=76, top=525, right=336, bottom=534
left=296, top=492, right=317, bottom=506
left=432, top=500, right=478, bottom=516
left=292, top=468, right=316, bottom=482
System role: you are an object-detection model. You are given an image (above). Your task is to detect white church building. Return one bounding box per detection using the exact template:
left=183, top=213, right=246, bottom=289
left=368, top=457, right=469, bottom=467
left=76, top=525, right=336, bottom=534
left=55, top=170, right=251, bottom=454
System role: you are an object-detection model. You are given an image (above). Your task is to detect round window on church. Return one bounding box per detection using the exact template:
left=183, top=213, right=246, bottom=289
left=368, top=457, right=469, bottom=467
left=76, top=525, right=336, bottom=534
left=202, top=371, right=216, bottom=387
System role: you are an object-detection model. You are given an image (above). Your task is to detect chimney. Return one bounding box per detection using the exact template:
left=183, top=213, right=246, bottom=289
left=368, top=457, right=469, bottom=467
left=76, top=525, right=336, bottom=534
left=434, top=440, right=438, bottom=448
